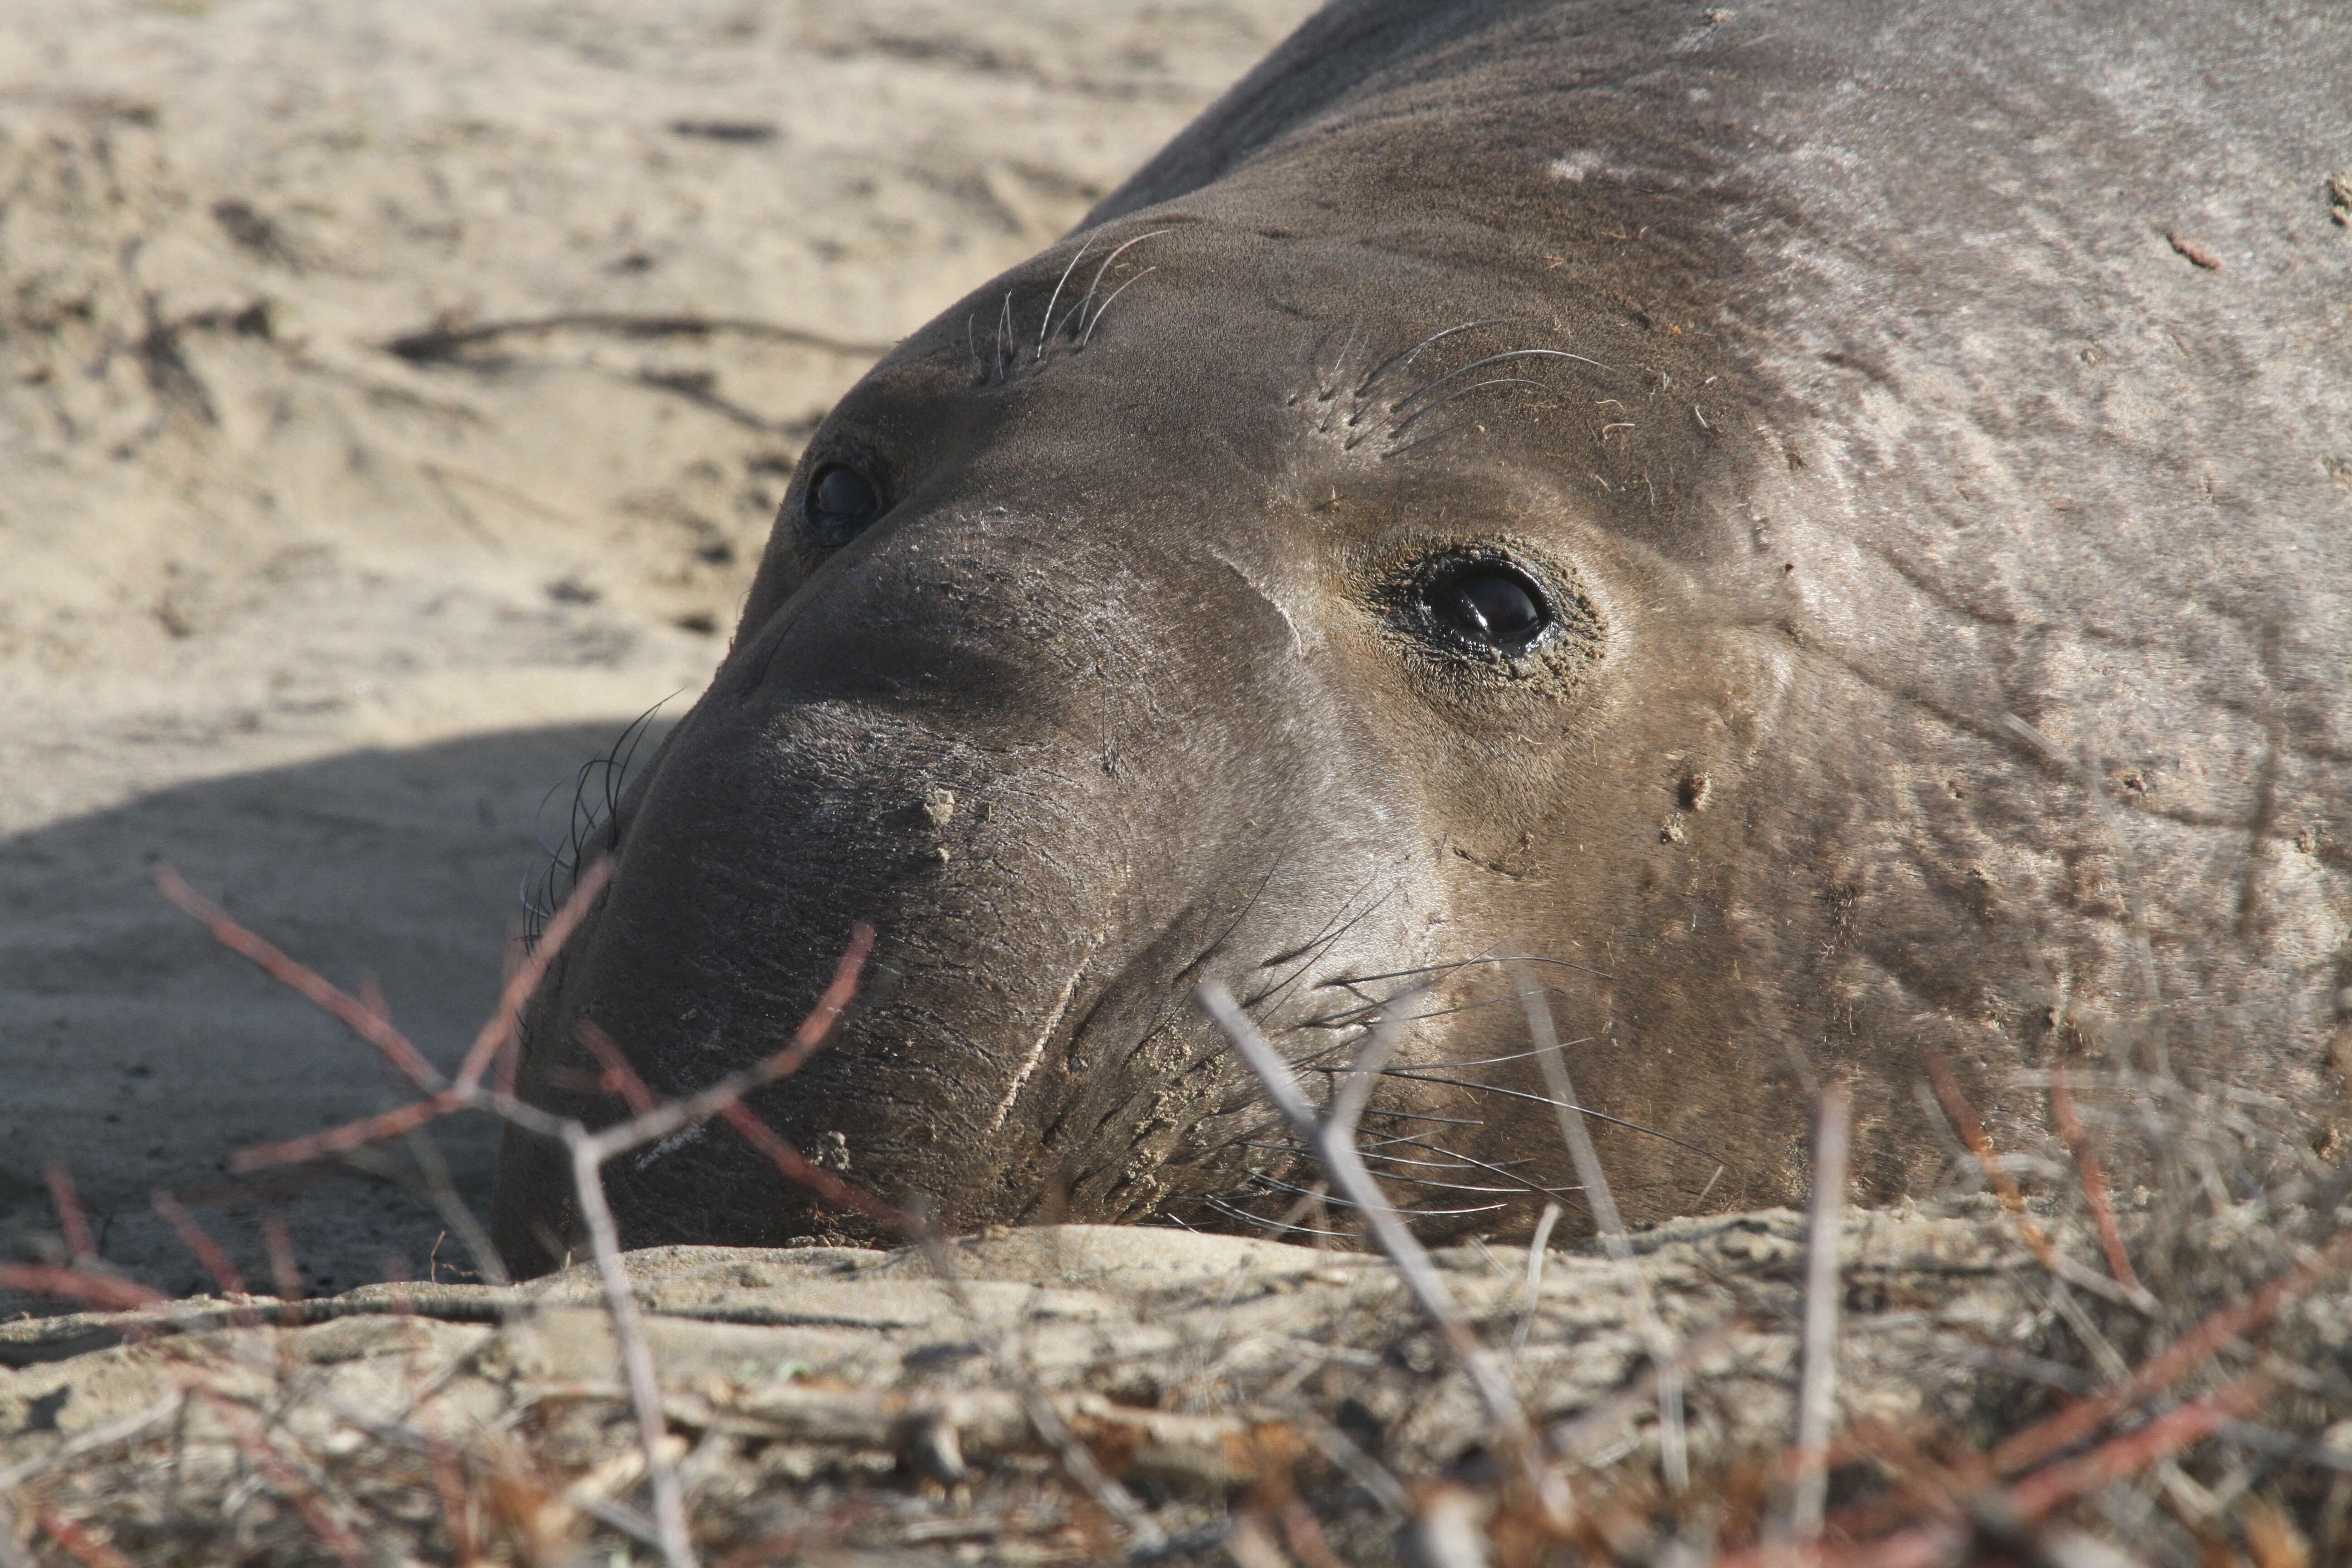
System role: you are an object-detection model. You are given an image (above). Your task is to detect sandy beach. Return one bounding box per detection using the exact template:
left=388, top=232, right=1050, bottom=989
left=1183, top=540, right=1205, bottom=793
left=0, top=0, right=1316, bottom=1305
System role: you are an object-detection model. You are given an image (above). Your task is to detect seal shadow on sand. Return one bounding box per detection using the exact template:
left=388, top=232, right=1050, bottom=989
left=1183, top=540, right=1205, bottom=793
left=0, top=721, right=671, bottom=1311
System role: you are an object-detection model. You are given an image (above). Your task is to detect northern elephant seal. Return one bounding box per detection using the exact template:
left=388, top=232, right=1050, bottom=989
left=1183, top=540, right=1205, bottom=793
left=492, top=0, right=2352, bottom=1274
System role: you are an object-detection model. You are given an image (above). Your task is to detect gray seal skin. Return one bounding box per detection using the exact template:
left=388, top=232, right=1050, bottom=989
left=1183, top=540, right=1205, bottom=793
left=491, top=0, right=2352, bottom=1274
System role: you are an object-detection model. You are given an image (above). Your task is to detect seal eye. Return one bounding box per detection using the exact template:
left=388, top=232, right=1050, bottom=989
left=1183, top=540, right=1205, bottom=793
left=804, top=461, right=884, bottom=545
left=1421, top=563, right=1551, bottom=651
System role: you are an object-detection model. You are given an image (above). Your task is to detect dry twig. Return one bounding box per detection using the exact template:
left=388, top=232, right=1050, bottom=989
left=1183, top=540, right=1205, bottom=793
left=1780, top=1084, right=1851, bottom=1548
left=1197, top=980, right=1572, bottom=1528
left=1923, top=1050, right=2146, bottom=1310
left=147, top=861, right=882, bottom=1568
left=1514, top=960, right=1689, bottom=1494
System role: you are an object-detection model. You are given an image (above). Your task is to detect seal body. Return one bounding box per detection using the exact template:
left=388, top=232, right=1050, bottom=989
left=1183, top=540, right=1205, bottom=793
left=492, top=0, right=2352, bottom=1273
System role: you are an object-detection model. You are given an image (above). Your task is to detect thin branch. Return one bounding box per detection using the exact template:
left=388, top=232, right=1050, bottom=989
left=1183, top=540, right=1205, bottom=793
left=36, top=1512, right=136, bottom=1568
left=157, top=867, right=887, bottom=1568
left=157, top=866, right=443, bottom=1090
left=44, top=1162, right=95, bottom=1263
left=1512, top=1200, right=1563, bottom=1355
left=150, top=1190, right=249, bottom=1302
left=578, top=923, right=874, bottom=1162
left=1196, top=981, right=1570, bottom=1525
left=1989, top=1225, right=2352, bottom=1477
left=457, top=859, right=613, bottom=1092
left=203, top=1391, right=372, bottom=1568
left=566, top=1134, right=693, bottom=1566
left=0, top=1264, right=163, bottom=1312
left=1514, top=960, right=1687, bottom=1493
left=1923, top=1049, right=2145, bottom=1310
left=1783, top=1083, right=1851, bottom=1548
left=2048, top=1066, right=2151, bottom=1306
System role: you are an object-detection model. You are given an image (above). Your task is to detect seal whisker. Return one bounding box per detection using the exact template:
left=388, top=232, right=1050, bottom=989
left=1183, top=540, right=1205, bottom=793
left=1195, top=1198, right=1356, bottom=1240
left=1247, top=1171, right=1505, bottom=1218
left=994, top=290, right=1014, bottom=382
left=1072, top=227, right=1173, bottom=335
left=1359, top=1168, right=1564, bottom=1197
left=1372, top=1132, right=1538, bottom=1169
left=1316, top=318, right=1370, bottom=401
left=1352, top=318, right=1507, bottom=401
left=1370, top=1136, right=1585, bottom=1206
left=1334, top=954, right=1615, bottom=984
left=1380, top=420, right=1500, bottom=461
left=1034, top=234, right=1095, bottom=359
left=1381, top=418, right=1506, bottom=461
left=525, top=696, right=672, bottom=933
left=1172, top=852, right=1290, bottom=1000
left=1238, top=882, right=1397, bottom=1020
left=1369, top=1071, right=1730, bottom=1165
left=1413, top=1035, right=1598, bottom=1068
left=1354, top=1137, right=1487, bottom=1161
left=1254, top=873, right=1390, bottom=971
left=1294, top=991, right=1584, bottom=1034
left=1078, top=266, right=1157, bottom=348
left=1378, top=377, right=1549, bottom=442
left=1390, top=347, right=1613, bottom=412
left=1358, top=1148, right=1494, bottom=1171
left=1360, top=1107, right=1485, bottom=1127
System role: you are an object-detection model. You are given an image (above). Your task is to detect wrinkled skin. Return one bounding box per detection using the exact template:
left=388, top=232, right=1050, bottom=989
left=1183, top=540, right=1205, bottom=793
left=492, top=0, right=2352, bottom=1274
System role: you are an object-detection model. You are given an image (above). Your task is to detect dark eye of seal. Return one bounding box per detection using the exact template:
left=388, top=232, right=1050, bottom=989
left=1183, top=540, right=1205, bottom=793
left=1420, top=562, right=1551, bottom=652
left=804, top=461, right=884, bottom=545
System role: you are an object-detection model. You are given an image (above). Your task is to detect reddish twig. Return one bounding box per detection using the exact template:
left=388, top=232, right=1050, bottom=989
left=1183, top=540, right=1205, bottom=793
left=203, top=1390, right=372, bottom=1568
left=456, top=859, right=613, bottom=1092
left=37, top=1511, right=137, bottom=1568
left=151, top=1190, right=249, bottom=1298
left=2004, top=1374, right=2272, bottom=1525
left=578, top=1021, right=659, bottom=1115
left=262, top=1211, right=306, bottom=1326
left=425, top=1431, right=480, bottom=1567
left=2047, top=1067, right=2146, bottom=1298
left=0, top=1264, right=163, bottom=1312
left=718, top=1102, right=911, bottom=1233
left=1712, top=1378, right=2273, bottom=1568
left=1989, top=1225, right=2352, bottom=1476
left=156, top=867, right=444, bottom=1091
left=44, top=1161, right=95, bottom=1263
left=1922, top=1050, right=2058, bottom=1269
left=158, top=861, right=888, bottom=1568
left=1924, top=1052, right=2144, bottom=1310
left=232, top=1091, right=467, bottom=1173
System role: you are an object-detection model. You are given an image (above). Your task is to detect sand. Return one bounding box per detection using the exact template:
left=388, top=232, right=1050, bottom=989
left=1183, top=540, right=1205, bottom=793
left=0, top=0, right=1317, bottom=1307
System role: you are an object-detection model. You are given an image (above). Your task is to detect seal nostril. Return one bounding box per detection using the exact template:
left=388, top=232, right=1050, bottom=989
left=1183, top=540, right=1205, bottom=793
left=804, top=461, right=885, bottom=546
left=1422, top=563, right=1550, bottom=651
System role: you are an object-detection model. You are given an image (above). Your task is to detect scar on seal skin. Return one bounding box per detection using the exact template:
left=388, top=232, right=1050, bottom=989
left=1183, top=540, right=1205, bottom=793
left=491, top=0, right=2352, bottom=1275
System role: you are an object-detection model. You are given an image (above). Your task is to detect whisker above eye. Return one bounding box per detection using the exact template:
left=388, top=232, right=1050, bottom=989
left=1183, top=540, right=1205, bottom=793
left=1390, top=347, right=1614, bottom=412
left=1350, top=318, right=1509, bottom=401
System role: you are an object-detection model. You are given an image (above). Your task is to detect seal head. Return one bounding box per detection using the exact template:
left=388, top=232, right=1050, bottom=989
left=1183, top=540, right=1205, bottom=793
left=493, top=0, right=2352, bottom=1273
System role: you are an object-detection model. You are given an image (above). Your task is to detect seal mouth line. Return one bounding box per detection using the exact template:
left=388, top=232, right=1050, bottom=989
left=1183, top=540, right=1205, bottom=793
left=982, top=927, right=1108, bottom=1138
